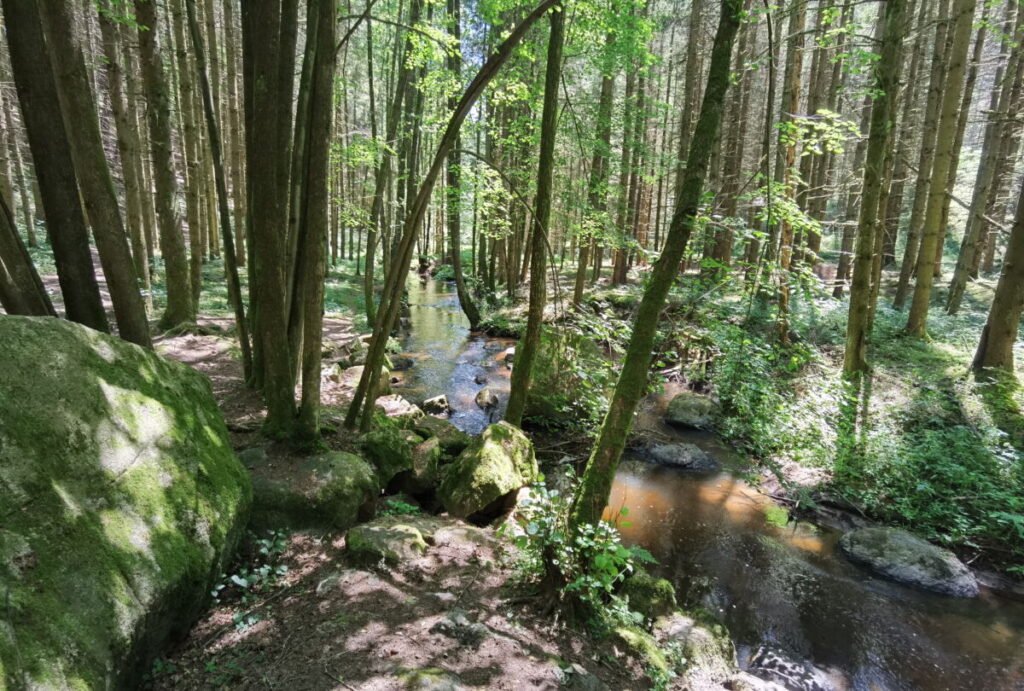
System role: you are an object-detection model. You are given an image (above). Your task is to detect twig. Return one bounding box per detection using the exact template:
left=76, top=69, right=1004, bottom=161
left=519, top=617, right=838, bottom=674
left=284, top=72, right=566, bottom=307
left=322, top=669, right=358, bottom=690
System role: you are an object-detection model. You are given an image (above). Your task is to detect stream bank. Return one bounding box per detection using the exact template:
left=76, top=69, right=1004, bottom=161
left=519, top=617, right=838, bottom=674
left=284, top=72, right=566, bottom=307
left=397, top=277, right=1024, bottom=690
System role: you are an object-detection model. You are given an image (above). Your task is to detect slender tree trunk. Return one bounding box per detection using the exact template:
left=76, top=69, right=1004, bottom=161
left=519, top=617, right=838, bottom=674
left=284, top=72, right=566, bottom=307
left=3, top=0, right=109, bottom=332
left=905, top=0, right=976, bottom=337
left=893, top=0, right=950, bottom=309
left=136, top=0, right=196, bottom=329
left=184, top=0, right=252, bottom=380
left=505, top=0, right=564, bottom=426
left=843, top=0, right=908, bottom=377
left=0, top=187, right=53, bottom=316
left=570, top=0, right=740, bottom=528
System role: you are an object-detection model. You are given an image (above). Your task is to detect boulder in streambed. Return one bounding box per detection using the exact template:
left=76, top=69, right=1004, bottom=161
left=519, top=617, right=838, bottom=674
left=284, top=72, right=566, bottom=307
left=645, top=442, right=719, bottom=471
left=438, top=422, right=538, bottom=520
left=0, top=316, right=251, bottom=689
left=665, top=390, right=718, bottom=430
left=652, top=612, right=735, bottom=688
left=246, top=450, right=379, bottom=531
left=375, top=394, right=425, bottom=425
left=475, top=387, right=499, bottom=410
left=746, top=646, right=835, bottom=691
left=838, top=526, right=979, bottom=597
left=423, top=394, right=452, bottom=416
left=412, top=415, right=471, bottom=456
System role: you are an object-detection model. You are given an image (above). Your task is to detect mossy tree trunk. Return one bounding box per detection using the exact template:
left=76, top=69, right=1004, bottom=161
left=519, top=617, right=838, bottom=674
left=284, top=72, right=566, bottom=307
left=505, top=0, right=565, bottom=427
left=570, top=0, right=741, bottom=529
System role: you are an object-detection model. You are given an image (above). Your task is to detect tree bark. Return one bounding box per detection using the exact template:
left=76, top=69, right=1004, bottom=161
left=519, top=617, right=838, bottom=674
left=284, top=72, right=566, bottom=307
left=505, top=0, right=565, bottom=426
left=570, top=0, right=740, bottom=528
left=3, top=0, right=109, bottom=332
left=136, top=0, right=196, bottom=329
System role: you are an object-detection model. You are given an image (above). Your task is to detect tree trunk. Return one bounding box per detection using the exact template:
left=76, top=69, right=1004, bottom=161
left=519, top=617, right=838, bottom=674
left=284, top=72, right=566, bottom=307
left=843, top=0, right=908, bottom=377
left=505, top=0, right=565, bottom=426
left=905, top=0, right=976, bottom=337
left=136, top=0, right=196, bottom=329
left=39, top=0, right=152, bottom=348
left=0, top=186, right=53, bottom=316
left=570, top=0, right=740, bottom=528
left=3, top=0, right=109, bottom=332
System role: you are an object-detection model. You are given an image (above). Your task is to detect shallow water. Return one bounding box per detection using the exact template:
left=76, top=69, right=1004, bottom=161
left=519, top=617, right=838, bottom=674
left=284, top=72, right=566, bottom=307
left=401, top=276, right=1024, bottom=690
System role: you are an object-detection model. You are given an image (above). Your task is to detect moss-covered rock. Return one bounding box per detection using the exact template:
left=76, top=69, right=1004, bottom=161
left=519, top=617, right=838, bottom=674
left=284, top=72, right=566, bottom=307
left=399, top=667, right=466, bottom=690
left=621, top=569, right=678, bottom=619
left=395, top=437, right=444, bottom=495
left=438, top=422, right=538, bottom=519
left=412, top=416, right=471, bottom=456
left=359, top=424, right=416, bottom=486
left=613, top=626, right=670, bottom=677
left=345, top=515, right=431, bottom=566
left=665, top=391, right=718, bottom=430
left=247, top=451, right=380, bottom=531
left=0, top=316, right=251, bottom=689
left=653, top=612, right=735, bottom=686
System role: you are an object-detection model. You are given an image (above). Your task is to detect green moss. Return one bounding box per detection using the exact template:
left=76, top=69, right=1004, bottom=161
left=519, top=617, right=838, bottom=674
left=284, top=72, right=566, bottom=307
left=346, top=517, right=429, bottom=565
left=0, top=317, right=251, bottom=688
left=621, top=569, right=677, bottom=620
left=359, top=425, right=415, bottom=485
left=614, top=626, right=670, bottom=676
left=437, top=422, right=538, bottom=518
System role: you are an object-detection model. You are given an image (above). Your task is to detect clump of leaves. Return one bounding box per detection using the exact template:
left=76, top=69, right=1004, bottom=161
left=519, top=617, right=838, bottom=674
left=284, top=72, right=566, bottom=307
left=500, top=473, right=656, bottom=628
left=379, top=497, right=421, bottom=516
left=210, top=530, right=290, bottom=631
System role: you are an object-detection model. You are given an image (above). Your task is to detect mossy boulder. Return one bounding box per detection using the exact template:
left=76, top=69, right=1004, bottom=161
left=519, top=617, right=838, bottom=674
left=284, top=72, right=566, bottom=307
left=394, top=437, right=444, bottom=495
left=345, top=515, right=432, bottom=566
left=665, top=391, right=718, bottom=430
left=839, top=526, right=978, bottom=597
left=359, top=424, right=417, bottom=486
left=613, top=626, right=670, bottom=678
left=438, top=422, right=538, bottom=520
left=399, top=667, right=465, bottom=690
left=247, top=451, right=380, bottom=531
left=0, top=316, right=251, bottom=689
left=653, top=612, right=735, bottom=686
left=412, top=416, right=471, bottom=456
left=621, top=569, right=678, bottom=620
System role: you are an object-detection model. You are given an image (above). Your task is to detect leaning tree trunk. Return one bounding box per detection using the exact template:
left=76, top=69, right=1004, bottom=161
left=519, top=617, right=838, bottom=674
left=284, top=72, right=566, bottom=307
left=905, top=0, right=976, bottom=336
left=135, top=0, right=196, bottom=330
left=0, top=186, right=53, bottom=316
left=2, top=0, right=109, bottom=332
left=39, top=0, right=152, bottom=348
left=842, top=0, right=909, bottom=378
left=505, top=0, right=565, bottom=426
left=570, top=0, right=741, bottom=528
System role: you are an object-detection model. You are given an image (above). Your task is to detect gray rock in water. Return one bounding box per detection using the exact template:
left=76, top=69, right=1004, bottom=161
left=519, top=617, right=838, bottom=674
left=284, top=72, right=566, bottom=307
left=646, top=442, right=719, bottom=470
left=747, top=647, right=834, bottom=691
left=665, top=390, right=717, bottom=429
left=423, top=394, right=452, bottom=416
left=390, top=354, right=415, bottom=371
left=839, top=526, right=979, bottom=597
left=474, top=373, right=488, bottom=385
left=475, top=386, right=499, bottom=410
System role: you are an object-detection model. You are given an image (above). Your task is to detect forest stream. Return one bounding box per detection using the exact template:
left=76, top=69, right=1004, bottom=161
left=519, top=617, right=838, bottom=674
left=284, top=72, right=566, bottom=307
left=396, top=276, right=1024, bottom=691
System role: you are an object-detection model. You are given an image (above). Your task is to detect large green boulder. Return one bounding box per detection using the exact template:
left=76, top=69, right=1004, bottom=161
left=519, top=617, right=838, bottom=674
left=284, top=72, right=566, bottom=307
left=665, top=390, right=718, bottom=430
left=245, top=450, right=380, bottom=531
left=0, top=317, right=251, bottom=689
left=621, top=568, right=677, bottom=620
left=413, top=416, right=471, bottom=456
left=438, top=422, right=537, bottom=519
left=358, top=424, right=418, bottom=486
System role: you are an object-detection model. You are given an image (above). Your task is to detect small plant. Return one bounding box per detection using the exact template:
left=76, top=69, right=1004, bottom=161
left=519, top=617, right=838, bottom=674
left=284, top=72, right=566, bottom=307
left=379, top=497, right=421, bottom=516
left=500, top=473, right=656, bottom=628
left=210, top=530, right=290, bottom=631
left=144, top=658, right=177, bottom=680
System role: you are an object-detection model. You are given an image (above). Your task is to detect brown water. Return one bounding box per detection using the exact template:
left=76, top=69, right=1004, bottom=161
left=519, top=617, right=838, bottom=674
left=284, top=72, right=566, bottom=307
left=400, top=277, right=1024, bottom=691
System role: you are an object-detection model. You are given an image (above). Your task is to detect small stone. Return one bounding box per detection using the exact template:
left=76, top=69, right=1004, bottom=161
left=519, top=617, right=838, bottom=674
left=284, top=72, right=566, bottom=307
left=429, top=609, right=490, bottom=646
left=665, top=390, right=718, bottom=430
left=646, top=443, right=719, bottom=471
left=474, top=373, right=487, bottom=385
